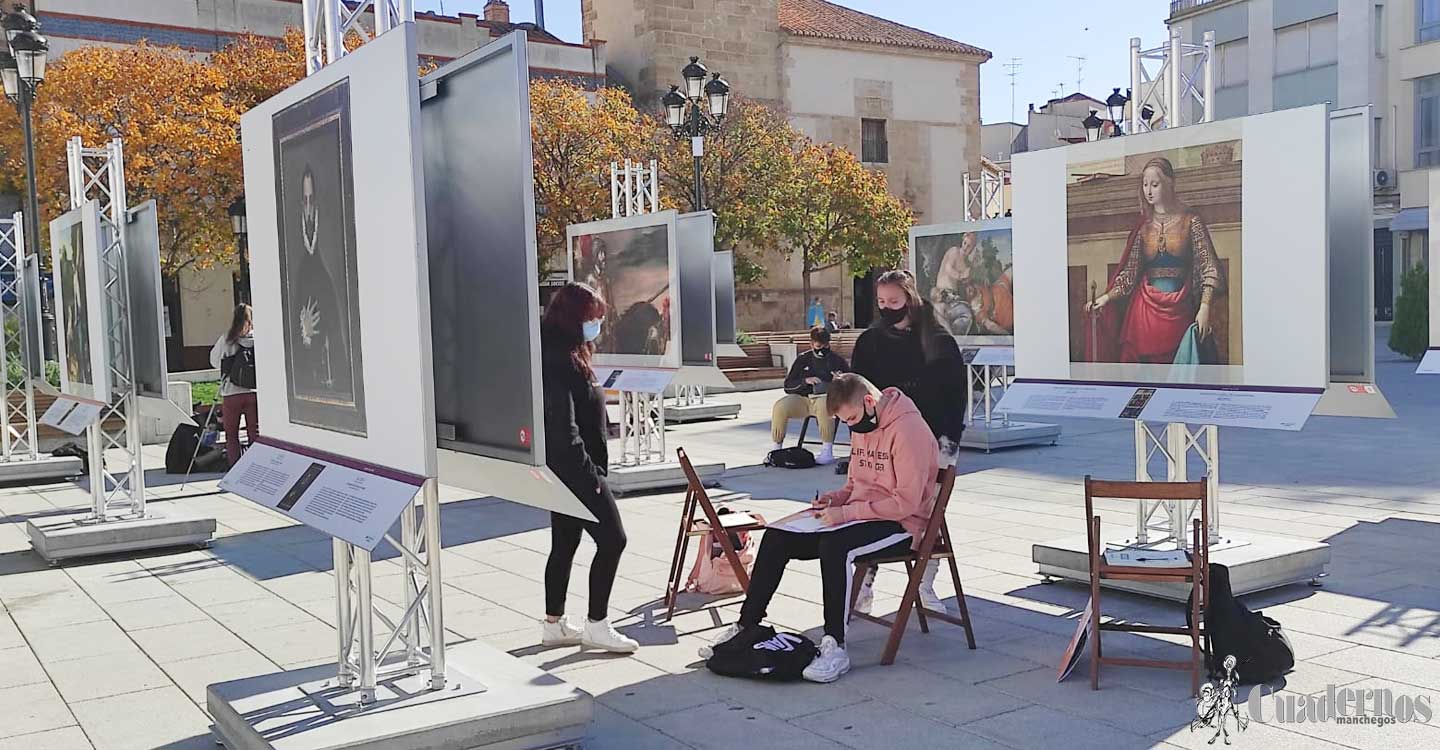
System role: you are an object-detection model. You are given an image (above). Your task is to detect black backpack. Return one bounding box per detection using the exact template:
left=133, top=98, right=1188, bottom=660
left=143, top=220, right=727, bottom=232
left=221, top=344, right=257, bottom=390
left=1188, top=562, right=1295, bottom=684
left=764, top=447, right=816, bottom=470
left=705, top=625, right=818, bottom=681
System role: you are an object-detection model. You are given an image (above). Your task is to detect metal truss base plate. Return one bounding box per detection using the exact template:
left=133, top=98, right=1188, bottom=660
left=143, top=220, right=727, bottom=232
left=26, top=510, right=216, bottom=562
left=958, top=422, right=1062, bottom=453
left=662, top=401, right=742, bottom=423
left=608, top=460, right=724, bottom=496
left=1033, top=532, right=1331, bottom=602
left=0, top=455, right=84, bottom=484
left=208, top=640, right=592, bottom=750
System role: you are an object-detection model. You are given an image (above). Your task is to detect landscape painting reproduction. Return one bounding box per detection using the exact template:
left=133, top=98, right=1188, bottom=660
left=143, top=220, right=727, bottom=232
left=572, top=224, right=672, bottom=358
left=1066, top=140, right=1243, bottom=373
left=273, top=79, right=367, bottom=436
left=914, top=226, right=1015, bottom=339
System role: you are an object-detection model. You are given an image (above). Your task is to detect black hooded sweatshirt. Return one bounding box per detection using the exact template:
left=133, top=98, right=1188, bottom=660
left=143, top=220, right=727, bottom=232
left=540, top=322, right=608, bottom=495
left=850, top=324, right=967, bottom=447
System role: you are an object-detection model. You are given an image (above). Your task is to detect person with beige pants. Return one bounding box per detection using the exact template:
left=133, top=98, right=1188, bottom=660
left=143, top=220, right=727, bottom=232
left=769, top=327, right=849, bottom=465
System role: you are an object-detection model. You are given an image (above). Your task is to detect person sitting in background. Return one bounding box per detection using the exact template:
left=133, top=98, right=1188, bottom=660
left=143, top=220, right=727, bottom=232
left=770, top=326, right=848, bottom=465
left=707, top=373, right=939, bottom=683
left=826, top=311, right=841, bottom=333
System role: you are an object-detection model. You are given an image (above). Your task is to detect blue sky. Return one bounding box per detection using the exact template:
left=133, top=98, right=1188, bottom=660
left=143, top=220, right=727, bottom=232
left=413, top=0, right=1171, bottom=125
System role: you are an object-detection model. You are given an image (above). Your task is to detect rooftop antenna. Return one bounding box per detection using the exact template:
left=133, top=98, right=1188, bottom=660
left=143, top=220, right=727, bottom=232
left=1004, top=58, right=1022, bottom=122
left=1068, top=55, right=1086, bottom=95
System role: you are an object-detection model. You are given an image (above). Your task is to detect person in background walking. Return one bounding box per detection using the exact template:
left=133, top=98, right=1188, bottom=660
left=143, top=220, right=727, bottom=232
left=848, top=269, right=967, bottom=615
left=209, top=304, right=258, bottom=467
left=538, top=282, right=639, bottom=654
left=807, top=296, right=825, bottom=329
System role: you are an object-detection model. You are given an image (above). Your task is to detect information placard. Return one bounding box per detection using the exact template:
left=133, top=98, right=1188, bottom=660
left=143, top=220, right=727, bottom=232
left=1134, top=388, right=1322, bottom=431
left=40, top=394, right=105, bottom=435
left=220, top=438, right=424, bottom=550
left=997, top=381, right=1138, bottom=420
left=592, top=367, right=676, bottom=395
left=39, top=397, right=75, bottom=429
left=970, top=346, right=1015, bottom=367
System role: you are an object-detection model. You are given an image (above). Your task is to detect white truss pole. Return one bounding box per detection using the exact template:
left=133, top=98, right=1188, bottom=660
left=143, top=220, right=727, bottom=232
left=305, top=0, right=414, bottom=74
left=1130, top=37, right=1142, bottom=134
left=0, top=212, right=39, bottom=462
left=1202, top=30, right=1216, bottom=124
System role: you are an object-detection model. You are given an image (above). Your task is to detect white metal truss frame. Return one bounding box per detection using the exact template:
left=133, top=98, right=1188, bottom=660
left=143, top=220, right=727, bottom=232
left=1129, top=29, right=1214, bottom=135
left=673, top=384, right=706, bottom=407
left=611, top=159, right=660, bottom=219
left=1132, top=420, right=1221, bottom=550
left=617, top=390, right=667, bottom=466
left=962, top=170, right=1005, bottom=220
left=303, top=0, right=415, bottom=75
left=965, top=362, right=1012, bottom=428
left=302, top=1, right=448, bottom=704
left=0, top=212, right=38, bottom=462
left=67, top=137, right=146, bottom=523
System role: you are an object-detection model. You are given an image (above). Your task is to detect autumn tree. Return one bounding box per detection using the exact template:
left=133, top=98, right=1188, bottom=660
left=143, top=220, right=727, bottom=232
left=652, top=97, right=801, bottom=284
left=529, top=79, right=650, bottom=274
left=0, top=43, right=242, bottom=274
left=775, top=142, right=913, bottom=302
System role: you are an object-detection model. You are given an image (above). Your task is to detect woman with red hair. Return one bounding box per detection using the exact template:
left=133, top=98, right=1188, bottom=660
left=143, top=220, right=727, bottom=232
left=538, top=282, right=638, bottom=653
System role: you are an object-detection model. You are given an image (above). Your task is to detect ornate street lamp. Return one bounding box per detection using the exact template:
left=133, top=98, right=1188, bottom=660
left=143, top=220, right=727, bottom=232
left=1, top=5, right=49, bottom=358
left=1106, top=87, right=1130, bottom=135
left=1083, top=110, right=1104, bottom=142
left=664, top=56, right=731, bottom=211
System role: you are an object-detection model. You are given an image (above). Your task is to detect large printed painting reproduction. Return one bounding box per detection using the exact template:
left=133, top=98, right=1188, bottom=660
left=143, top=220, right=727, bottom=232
left=913, top=220, right=1014, bottom=343
left=1066, top=140, right=1242, bottom=374
left=273, top=80, right=367, bottom=436
left=569, top=213, right=678, bottom=368
left=49, top=202, right=108, bottom=402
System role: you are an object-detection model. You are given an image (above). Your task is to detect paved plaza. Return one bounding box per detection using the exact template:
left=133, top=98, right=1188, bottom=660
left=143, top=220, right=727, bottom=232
left=2, top=330, right=1439, bottom=749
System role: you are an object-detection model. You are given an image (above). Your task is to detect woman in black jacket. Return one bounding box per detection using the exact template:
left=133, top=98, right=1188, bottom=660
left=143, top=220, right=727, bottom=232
left=539, top=282, right=638, bottom=653
left=849, top=269, right=966, bottom=615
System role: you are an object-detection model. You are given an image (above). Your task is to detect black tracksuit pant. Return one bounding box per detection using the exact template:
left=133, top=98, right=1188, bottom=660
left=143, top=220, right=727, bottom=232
left=738, top=520, right=911, bottom=644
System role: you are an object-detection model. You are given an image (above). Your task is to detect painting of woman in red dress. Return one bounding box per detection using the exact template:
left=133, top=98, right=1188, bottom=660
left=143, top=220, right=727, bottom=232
left=1082, top=156, right=1226, bottom=364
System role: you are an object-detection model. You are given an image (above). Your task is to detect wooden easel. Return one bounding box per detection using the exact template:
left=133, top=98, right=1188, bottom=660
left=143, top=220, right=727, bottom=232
left=663, top=448, right=764, bottom=621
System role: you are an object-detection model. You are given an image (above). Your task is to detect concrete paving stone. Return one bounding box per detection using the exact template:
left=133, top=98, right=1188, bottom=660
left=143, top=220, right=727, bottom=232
left=206, top=596, right=322, bottom=633
left=1263, top=661, right=1371, bottom=697
left=5, top=590, right=110, bottom=631
left=72, top=575, right=174, bottom=606
left=69, top=686, right=213, bottom=750
left=792, top=697, right=1014, bottom=749
left=840, top=661, right=1031, bottom=727
left=1310, top=644, right=1440, bottom=691
left=236, top=620, right=338, bottom=668
left=0, top=682, right=75, bottom=739
left=1262, top=603, right=1440, bottom=657
left=1251, top=677, right=1440, bottom=749
left=1152, top=720, right=1354, bottom=750
left=128, top=620, right=252, bottom=664
left=963, top=704, right=1159, bottom=750
left=100, top=595, right=209, bottom=632
left=0, top=726, right=94, bottom=750
left=442, top=604, right=542, bottom=640
left=24, top=620, right=136, bottom=664
left=160, top=647, right=278, bottom=704
left=644, top=701, right=848, bottom=750
left=587, top=704, right=693, bottom=750
left=0, top=645, right=47, bottom=689
left=892, top=635, right=1042, bottom=685
left=563, top=657, right=719, bottom=720
left=165, top=576, right=272, bottom=608
left=45, top=650, right=171, bottom=704
left=0, top=614, right=23, bottom=650
left=981, top=666, right=1195, bottom=736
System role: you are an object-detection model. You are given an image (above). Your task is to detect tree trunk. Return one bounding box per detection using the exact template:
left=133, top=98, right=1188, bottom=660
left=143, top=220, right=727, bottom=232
left=801, top=260, right=812, bottom=330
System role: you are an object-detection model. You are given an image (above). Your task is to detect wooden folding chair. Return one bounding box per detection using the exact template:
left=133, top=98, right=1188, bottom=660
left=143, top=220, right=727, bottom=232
left=1084, top=475, right=1210, bottom=696
left=847, top=466, right=976, bottom=665
left=663, top=447, right=765, bottom=621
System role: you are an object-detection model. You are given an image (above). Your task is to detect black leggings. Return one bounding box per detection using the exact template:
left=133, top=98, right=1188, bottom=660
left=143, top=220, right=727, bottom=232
left=739, top=521, right=911, bottom=644
left=545, top=478, right=628, bottom=622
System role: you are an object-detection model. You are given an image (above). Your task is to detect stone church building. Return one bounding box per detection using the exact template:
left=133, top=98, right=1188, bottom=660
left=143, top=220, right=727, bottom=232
left=582, top=0, right=990, bottom=330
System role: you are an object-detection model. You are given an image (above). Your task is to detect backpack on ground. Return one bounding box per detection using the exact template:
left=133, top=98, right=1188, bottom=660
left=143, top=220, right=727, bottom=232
left=221, top=344, right=257, bottom=390
left=705, top=625, right=818, bottom=681
left=1188, top=562, right=1295, bottom=684
left=764, top=446, right=815, bottom=469
left=684, top=507, right=763, bottom=595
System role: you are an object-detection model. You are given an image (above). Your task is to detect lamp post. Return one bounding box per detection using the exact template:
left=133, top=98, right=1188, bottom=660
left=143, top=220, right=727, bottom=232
left=663, top=56, right=730, bottom=211
left=228, top=197, right=249, bottom=305
left=1, top=5, right=50, bottom=358
left=1106, top=87, right=1130, bottom=136
left=1082, top=109, right=1104, bottom=142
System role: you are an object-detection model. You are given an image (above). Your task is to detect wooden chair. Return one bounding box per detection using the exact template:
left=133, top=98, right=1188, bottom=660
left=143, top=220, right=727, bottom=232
left=1084, top=476, right=1210, bottom=696
left=847, top=466, right=976, bottom=665
left=663, top=448, right=765, bottom=621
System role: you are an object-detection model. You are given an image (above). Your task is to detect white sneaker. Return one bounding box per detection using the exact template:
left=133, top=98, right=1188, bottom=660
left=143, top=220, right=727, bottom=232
left=853, top=567, right=877, bottom=615
left=917, top=559, right=948, bottom=613
left=816, top=443, right=835, bottom=465
left=771, top=442, right=784, bottom=452
left=802, top=635, right=851, bottom=683
left=697, top=623, right=741, bottom=659
left=540, top=616, right=582, bottom=646
left=581, top=618, right=639, bottom=653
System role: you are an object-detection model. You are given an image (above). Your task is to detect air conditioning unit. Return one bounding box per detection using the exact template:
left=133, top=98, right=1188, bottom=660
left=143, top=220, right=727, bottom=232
left=1374, top=169, right=1393, bottom=191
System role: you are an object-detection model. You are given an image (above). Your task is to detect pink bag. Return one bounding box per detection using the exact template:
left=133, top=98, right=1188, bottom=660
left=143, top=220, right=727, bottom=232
left=685, top=511, right=764, bottom=595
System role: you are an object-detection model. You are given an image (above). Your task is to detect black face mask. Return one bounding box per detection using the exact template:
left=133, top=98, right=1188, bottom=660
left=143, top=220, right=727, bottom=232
left=812, top=347, right=828, bottom=355
left=878, top=307, right=908, bottom=326
left=849, top=405, right=880, bottom=434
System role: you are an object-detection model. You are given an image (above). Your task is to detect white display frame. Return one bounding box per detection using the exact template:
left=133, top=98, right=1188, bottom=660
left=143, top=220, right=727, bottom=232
left=1011, top=103, right=1330, bottom=391
left=566, top=210, right=683, bottom=369
left=49, top=200, right=110, bottom=402
left=240, top=24, right=437, bottom=477
left=909, top=216, right=1015, bottom=347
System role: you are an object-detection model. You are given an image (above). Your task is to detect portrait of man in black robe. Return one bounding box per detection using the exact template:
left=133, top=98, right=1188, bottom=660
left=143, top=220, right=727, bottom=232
left=274, top=80, right=366, bottom=435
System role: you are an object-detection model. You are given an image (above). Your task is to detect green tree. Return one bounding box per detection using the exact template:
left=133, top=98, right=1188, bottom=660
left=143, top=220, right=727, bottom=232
left=1389, top=263, right=1429, bottom=359
left=775, top=142, right=913, bottom=302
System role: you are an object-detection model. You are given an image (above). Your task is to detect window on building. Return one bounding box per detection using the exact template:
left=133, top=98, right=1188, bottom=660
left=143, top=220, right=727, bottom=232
left=1376, top=4, right=1385, bottom=56
left=1418, top=75, right=1440, bottom=167
left=861, top=118, right=888, bottom=163
left=1218, top=39, right=1248, bottom=87
left=1275, top=15, right=1338, bottom=75
left=1421, top=0, right=1440, bottom=43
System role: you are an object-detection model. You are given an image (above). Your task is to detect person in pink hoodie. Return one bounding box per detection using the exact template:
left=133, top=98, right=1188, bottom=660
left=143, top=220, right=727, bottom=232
left=705, top=373, right=939, bottom=683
